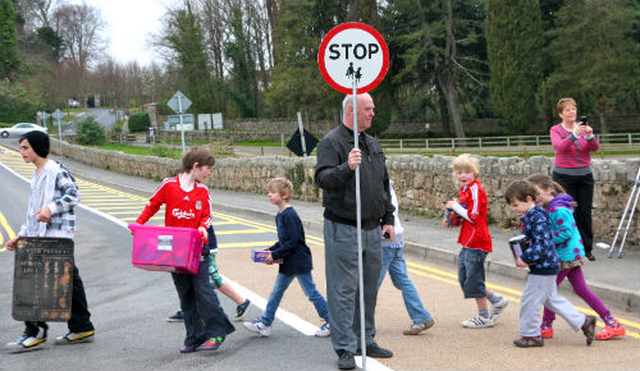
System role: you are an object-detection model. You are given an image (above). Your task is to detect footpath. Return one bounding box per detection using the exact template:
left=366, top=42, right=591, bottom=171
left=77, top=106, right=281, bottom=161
left=10, top=142, right=638, bottom=314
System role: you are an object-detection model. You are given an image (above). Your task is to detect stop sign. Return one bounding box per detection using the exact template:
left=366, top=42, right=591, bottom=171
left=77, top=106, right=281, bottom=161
left=318, top=22, right=389, bottom=95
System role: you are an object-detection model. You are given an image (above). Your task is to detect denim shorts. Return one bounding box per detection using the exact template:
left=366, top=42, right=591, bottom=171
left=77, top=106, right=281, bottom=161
left=458, top=247, right=488, bottom=298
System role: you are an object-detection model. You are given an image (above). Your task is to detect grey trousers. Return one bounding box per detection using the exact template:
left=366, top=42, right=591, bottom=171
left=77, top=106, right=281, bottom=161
left=519, top=274, right=585, bottom=337
left=324, top=218, right=382, bottom=354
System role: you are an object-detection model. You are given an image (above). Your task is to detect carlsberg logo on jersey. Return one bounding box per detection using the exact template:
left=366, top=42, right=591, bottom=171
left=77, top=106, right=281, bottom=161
left=172, top=209, right=196, bottom=220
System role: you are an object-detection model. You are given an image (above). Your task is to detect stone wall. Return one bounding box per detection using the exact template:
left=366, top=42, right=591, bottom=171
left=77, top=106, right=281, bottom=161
left=149, top=110, right=639, bottom=138
left=49, top=138, right=639, bottom=248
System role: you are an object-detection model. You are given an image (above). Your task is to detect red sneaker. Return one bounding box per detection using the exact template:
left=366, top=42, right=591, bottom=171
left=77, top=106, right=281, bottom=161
left=541, top=327, right=553, bottom=339
left=595, top=320, right=625, bottom=340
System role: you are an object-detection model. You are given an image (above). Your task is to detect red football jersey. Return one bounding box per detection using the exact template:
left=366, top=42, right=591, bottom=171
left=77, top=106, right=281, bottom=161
left=136, top=176, right=211, bottom=230
left=457, top=179, right=492, bottom=252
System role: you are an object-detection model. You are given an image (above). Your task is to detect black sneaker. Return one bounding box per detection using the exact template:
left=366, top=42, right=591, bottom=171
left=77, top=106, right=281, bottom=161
left=234, top=299, right=251, bottom=321
left=167, top=310, right=184, bottom=323
left=355, top=343, right=393, bottom=358
left=582, top=315, right=597, bottom=346
left=586, top=252, right=596, bottom=261
left=338, top=351, right=356, bottom=370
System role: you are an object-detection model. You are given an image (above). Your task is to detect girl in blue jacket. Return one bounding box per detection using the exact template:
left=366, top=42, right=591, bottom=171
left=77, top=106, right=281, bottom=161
left=528, top=174, right=625, bottom=341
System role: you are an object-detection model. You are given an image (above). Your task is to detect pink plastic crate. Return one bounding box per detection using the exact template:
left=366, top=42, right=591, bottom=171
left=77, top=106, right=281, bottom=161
left=129, top=224, right=203, bottom=274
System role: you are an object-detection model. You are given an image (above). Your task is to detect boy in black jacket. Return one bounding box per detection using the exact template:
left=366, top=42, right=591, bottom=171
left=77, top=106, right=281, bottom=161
left=505, top=180, right=595, bottom=348
left=244, top=178, right=330, bottom=338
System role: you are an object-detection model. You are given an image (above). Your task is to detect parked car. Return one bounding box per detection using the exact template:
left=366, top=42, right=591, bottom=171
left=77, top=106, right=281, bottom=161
left=0, top=123, right=48, bottom=138
left=68, top=99, right=80, bottom=108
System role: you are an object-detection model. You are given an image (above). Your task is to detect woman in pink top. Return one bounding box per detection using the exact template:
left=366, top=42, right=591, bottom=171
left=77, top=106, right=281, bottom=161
left=549, top=97, right=599, bottom=261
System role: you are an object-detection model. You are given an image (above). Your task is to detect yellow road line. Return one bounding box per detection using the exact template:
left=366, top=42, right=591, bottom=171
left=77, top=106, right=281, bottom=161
left=82, top=202, right=148, bottom=207
left=0, top=211, right=16, bottom=253
left=215, top=228, right=272, bottom=235
left=121, top=216, right=165, bottom=222
left=219, top=241, right=277, bottom=249
left=97, top=206, right=149, bottom=211
left=107, top=211, right=164, bottom=216
left=211, top=221, right=237, bottom=226
left=211, top=211, right=325, bottom=244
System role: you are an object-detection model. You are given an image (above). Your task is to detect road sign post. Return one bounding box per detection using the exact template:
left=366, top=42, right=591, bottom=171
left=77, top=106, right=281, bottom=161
left=296, top=112, right=307, bottom=157
left=167, top=91, right=193, bottom=153
left=52, top=109, right=64, bottom=158
left=318, top=22, right=388, bottom=370
left=41, top=112, right=49, bottom=130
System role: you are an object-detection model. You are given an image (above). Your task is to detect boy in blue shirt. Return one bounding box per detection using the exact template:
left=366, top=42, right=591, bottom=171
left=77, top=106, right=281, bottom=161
left=504, top=180, right=596, bottom=348
left=244, top=178, right=330, bottom=337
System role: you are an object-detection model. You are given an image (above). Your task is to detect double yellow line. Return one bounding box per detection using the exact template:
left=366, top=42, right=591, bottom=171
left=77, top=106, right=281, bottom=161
left=0, top=211, right=16, bottom=253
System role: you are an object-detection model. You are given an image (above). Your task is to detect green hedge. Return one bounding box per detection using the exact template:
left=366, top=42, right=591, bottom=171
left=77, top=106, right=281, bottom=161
left=128, top=112, right=150, bottom=132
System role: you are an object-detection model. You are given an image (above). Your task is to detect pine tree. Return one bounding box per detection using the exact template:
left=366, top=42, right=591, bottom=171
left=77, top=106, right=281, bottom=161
left=487, top=0, right=544, bottom=133
left=0, top=0, right=20, bottom=81
left=165, top=2, right=216, bottom=118
left=543, top=0, right=640, bottom=132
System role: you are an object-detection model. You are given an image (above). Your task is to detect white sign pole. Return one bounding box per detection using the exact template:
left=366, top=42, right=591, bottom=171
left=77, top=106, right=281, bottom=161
left=56, top=116, right=63, bottom=158
left=352, top=82, right=366, bottom=369
left=318, top=23, right=388, bottom=371
left=178, top=95, right=186, bottom=153
left=296, top=112, right=307, bottom=157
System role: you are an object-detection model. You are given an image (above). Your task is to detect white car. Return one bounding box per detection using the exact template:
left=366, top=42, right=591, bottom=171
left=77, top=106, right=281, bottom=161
left=0, top=123, right=48, bottom=138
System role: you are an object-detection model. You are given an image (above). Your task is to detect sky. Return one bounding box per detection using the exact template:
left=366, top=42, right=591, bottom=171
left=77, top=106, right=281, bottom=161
left=70, top=0, right=171, bottom=66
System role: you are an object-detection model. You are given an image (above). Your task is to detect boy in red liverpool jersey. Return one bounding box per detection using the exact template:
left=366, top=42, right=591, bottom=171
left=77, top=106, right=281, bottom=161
left=444, top=154, right=508, bottom=329
left=135, top=147, right=234, bottom=353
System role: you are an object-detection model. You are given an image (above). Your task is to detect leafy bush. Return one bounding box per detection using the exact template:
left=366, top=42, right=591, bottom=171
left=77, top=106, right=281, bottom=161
left=76, top=116, right=105, bottom=145
left=150, top=144, right=180, bottom=159
left=128, top=112, right=150, bottom=132
left=0, top=80, right=43, bottom=122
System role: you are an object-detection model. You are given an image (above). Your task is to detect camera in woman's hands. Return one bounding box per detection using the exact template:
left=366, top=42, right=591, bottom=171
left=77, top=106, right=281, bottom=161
left=579, top=115, right=588, bottom=126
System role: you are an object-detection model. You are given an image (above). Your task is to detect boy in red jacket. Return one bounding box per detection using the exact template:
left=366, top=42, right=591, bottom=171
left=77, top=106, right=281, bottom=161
left=135, top=147, right=234, bottom=353
left=444, top=154, right=508, bottom=328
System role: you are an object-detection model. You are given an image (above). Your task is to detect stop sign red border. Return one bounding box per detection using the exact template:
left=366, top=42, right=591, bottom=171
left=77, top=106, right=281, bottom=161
left=318, top=22, right=389, bottom=95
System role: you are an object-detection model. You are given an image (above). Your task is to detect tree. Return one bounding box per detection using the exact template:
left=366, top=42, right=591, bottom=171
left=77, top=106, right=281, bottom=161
left=36, top=25, right=63, bottom=61
left=544, top=0, right=640, bottom=132
left=164, top=2, right=217, bottom=118
left=13, top=0, right=60, bottom=28
left=76, top=115, right=105, bottom=145
left=53, top=3, right=105, bottom=69
left=265, top=0, right=346, bottom=122
left=486, top=0, right=543, bottom=133
left=224, top=3, right=259, bottom=117
left=0, top=0, right=20, bottom=81
left=380, top=0, right=488, bottom=138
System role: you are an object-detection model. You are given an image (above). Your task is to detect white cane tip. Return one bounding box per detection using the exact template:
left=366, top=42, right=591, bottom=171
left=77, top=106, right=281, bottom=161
left=596, top=242, right=610, bottom=249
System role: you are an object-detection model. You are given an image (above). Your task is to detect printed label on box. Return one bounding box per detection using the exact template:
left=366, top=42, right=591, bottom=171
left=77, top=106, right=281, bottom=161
left=158, top=235, right=173, bottom=251
left=252, top=249, right=268, bottom=263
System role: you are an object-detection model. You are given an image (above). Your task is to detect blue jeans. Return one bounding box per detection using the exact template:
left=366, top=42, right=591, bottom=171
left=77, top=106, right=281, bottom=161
left=261, top=272, right=329, bottom=327
left=378, top=246, right=432, bottom=324
left=458, top=247, right=488, bottom=298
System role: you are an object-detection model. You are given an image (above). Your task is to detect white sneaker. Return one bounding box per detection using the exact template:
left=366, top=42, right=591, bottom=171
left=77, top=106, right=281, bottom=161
left=461, top=315, right=494, bottom=328
left=55, top=330, right=95, bottom=345
left=315, top=322, right=330, bottom=337
left=490, top=297, right=509, bottom=323
left=5, top=331, right=47, bottom=353
left=244, top=319, right=271, bottom=337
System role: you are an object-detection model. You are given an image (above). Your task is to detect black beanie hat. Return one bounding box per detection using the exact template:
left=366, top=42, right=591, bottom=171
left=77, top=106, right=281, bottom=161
left=20, top=131, right=50, bottom=158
